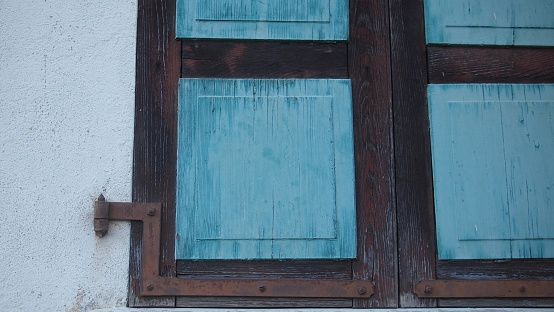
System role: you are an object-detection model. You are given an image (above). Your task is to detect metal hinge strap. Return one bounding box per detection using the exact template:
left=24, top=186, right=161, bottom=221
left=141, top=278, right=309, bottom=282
left=414, top=280, right=554, bottom=298
left=94, top=195, right=374, bottom=298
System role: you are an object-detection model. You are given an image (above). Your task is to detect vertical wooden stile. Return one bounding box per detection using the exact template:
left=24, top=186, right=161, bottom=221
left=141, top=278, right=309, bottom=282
left=350, top=0, right=398, bottom=308
left=132, top=0, right=180, bottom=307
left=390, top=0, right=437, bottom=307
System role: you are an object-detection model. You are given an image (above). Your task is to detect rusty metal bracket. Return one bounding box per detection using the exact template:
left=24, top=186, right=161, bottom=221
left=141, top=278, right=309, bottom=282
left=414, top=280, right=554, bottom=298
left=94, top=195, right=374, bottom=298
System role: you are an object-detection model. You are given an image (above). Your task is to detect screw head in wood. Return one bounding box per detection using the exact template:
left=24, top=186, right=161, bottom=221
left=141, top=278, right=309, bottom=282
left=258, top=285, right=266, bottom=292
left=146, top=283, right=154, bottom=291
left=147, top=208, right=156, bottom=216
left=424, top=285, right=433, bottom=294
left=357, top=286, right=367, bottom=295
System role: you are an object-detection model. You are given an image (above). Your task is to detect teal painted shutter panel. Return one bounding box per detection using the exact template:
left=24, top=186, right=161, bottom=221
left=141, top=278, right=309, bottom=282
left=428, top=84, right=554, bottom=260
left=425, top=0, right=554, bottom=46
left=176, top=0, right=348, bottom=41
left=176, top=79, right=356, bottom=260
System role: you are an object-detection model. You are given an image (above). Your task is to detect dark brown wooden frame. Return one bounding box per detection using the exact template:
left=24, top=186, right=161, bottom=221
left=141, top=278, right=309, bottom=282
left=391, top=0, right=437, bottom=307
left=132, top=0, right=179, bottom=307
left=132, top=0, right=554, bottom=308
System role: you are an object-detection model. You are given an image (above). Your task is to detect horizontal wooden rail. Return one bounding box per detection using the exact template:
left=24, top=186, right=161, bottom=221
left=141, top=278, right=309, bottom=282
left=414, top=280, right=554, bottom=298
left=181, top=41, right=348, bottom=79
left=428, top=46, right=554, bottom=84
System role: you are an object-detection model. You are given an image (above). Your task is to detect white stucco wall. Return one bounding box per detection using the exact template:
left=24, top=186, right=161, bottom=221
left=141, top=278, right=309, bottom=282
left=0, top=1, right=137, bottom=311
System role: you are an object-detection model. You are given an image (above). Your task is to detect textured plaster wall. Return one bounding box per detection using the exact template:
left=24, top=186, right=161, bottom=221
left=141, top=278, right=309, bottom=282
left=0, top=1, right=137, bottom=311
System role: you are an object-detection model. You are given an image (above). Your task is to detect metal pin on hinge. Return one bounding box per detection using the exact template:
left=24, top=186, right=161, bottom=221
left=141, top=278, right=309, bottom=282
left=93, top=194, right=110, bottom=237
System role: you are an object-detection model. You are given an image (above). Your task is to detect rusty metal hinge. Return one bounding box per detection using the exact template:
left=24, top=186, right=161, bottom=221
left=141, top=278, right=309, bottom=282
left=414, top=280, right=554, bottom=298
left=94, top=195, right=374, bottom=298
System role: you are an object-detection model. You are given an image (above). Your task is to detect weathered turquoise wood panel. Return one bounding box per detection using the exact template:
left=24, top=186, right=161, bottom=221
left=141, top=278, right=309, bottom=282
left=425, top=0, right=554, bottom=46
left=176, top=0, right=348, bottom=41
left=176, top=79, right=356, bottom=260
left=502, top=99, right=554, bottom=258
left=428, top=84, right=554, bottom=260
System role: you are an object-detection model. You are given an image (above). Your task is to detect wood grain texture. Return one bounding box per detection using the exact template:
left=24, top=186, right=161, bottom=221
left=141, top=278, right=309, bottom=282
left=428, top=84, right=554, bottom=260
left=182, top=41, right=348, bottom=79
left=389, top=0, right=437, bottom=307
left=436, top=252, right=554, bottom=307
left=177, top=260, right=353, bottom=279
left=131, top=0, right=179, bottom=307
left=175, top=260, right=353, bottom=307
left=438, top=298, right=554, bottom=308
left=176, top=79, right=356, bottom=260
left=429, top=87, right=508, bottom=260
left=349, top=0, right=398, bottom=308
left=177, top=260, right=352, bottom=307
left=502, top=99, right=554, bottom=254
left=437, top=259, right=554, bottom=280
left=428, top=46, right=554, bottom=84
left=176, top=297, right=352, bottom=308
left=176, top=0, right=349, bottom=41
left=195, top=0, right=330, bottom=22
left=425, top=0, right=554, bottom=46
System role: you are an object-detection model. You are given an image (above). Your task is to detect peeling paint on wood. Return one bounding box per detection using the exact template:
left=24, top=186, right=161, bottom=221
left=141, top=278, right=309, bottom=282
left=176, top=79, right=356, bottom=260
left=176, top=0, right=348, bottom=41
left=425, top=0, right=554, bottom=46
left=428, top=84, right=554, bottom=260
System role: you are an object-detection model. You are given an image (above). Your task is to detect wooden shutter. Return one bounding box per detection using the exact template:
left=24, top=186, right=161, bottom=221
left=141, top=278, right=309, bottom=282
left=176, top=78, right=356, bottom=260
left=394, top=0, right=554, bottom=307
left=133, top=0, right=401, bottom=307
left=428, top=84, right=554, bottom=260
